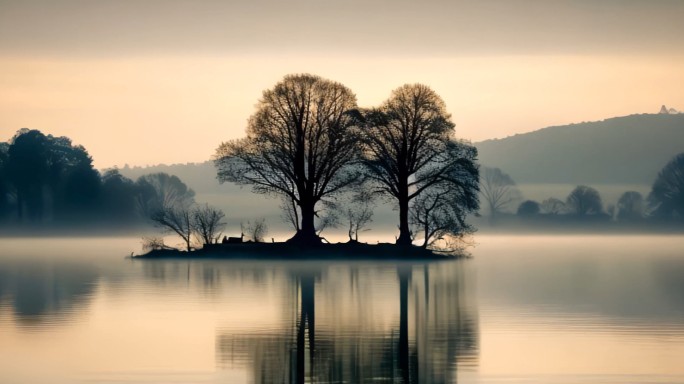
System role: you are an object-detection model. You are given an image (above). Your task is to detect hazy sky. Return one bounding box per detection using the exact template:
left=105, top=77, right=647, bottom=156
left=1, top=0, right=683, bottom=168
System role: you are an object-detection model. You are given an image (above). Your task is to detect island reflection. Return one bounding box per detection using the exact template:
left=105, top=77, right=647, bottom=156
left=204, top=261, right=479, bottom=383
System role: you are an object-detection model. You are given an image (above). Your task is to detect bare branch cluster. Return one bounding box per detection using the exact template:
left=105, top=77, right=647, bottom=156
left=242, top=218, right=268, bottom=243
left=214, top=76, right=481, bottom=248
left=215, top=74, right=361, bottom=245
left=479, top=167, right=521, bottom=218
left=357, top=84, right=480, bottom=245
left=150, top=203, right=226, bottom=251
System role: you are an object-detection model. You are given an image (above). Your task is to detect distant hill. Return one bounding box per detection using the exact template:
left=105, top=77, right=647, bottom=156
left=115, top=113, right=684, bottom=192
left=475, top=114, right=684, bottom=185
left=117, top=161, right=222, bottom=193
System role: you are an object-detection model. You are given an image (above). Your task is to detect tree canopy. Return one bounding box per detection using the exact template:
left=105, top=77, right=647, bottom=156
left=479, top=167, right=521, bottom=219
left=357, top=84, right=479, bottom=246
left=649, top=152, right=684, bottom=219
left=566, top=185, right=603, bottom=216
left=214, top=74, right=360, bottom=245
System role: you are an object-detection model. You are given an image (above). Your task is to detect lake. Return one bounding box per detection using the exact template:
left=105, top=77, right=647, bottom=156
left=1, top=235, right=683, bottom=383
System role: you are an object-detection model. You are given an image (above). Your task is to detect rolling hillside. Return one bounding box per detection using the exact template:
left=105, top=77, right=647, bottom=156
left=475, top=114, right=684, bottom=185
left=115, top=113, right=684, bottom=207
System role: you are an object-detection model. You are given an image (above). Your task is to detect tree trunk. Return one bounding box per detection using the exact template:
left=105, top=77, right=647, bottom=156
left=397, top=196, right=412, bottom=246
left=422, top=221, right=429, bottom=248
left=288, top=198, right=321, bottom=245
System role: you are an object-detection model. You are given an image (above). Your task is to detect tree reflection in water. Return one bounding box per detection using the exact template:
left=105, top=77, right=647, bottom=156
left=215, top=261, right=478, bottom=383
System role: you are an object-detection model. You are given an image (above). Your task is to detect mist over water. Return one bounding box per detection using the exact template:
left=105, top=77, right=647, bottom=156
left=1, top=235, right=683, bottom=383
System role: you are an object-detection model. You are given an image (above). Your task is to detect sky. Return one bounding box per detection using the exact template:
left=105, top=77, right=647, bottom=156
left=1, top=0, right=683, bottom=168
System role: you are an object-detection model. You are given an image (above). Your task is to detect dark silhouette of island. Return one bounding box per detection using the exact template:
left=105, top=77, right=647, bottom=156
left=214, top=75, right=479, bottom=248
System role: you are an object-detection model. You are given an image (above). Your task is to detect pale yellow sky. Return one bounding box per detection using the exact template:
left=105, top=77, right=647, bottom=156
left=1, top=1, right=683, bottom=168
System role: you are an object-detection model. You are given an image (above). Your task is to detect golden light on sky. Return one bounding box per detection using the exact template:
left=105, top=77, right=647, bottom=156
left=1, top=0, right=683, bottom=168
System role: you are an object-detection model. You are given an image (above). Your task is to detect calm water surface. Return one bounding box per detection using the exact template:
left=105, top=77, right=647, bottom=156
left=0, top=235, right=683, bottom=383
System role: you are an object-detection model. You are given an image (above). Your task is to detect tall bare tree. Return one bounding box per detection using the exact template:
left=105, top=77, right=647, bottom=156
left=215, top=74, right=360, bottom=245
left=358, top=84, right=479, bottom=246
left=479, top=167, right=521, bottom=219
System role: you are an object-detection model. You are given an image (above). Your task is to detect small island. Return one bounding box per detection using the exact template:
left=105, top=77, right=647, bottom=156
left=133, top=75, right=479, bottom=261
left=135, top=241, right=452, bottom=261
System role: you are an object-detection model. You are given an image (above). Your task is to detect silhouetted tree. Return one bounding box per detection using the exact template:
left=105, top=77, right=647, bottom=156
left=280, top=196, right=300, bottom=231
left=617, top=191, right=645, bottom=221
left=151, top=205, right=194, bottom=251
left=517, top=200, right=540, bottom=216
left=215, top=74, right=360, bottom=245
left=6, top=129, right=51, bottom=221
left=0, top=143, right=10, bottom=218
left=100, top=169, right=141, bottom=223
left=243, top=218, right=268, bottom=242
left=541, top=197, right=565, bottom=215
left=566, top=185, right=603, bottom=216
left=341, top=190, right=375, bottom=242
left=193, top=204, right=226, bottom=245
left=357, top=84, right=479, bottom=246
left=59, top=144, right=101, bottom=219
left=479, top=167, right=521, bottom=220
left=315, top=203, right=339, bottom=237
left=136, top=172, right=195, bottom=218
left=649, top=152, right=684, bottom=218
left=410, top=175, right=477, bottom=248
left=5, top=129, right=102, bottom=222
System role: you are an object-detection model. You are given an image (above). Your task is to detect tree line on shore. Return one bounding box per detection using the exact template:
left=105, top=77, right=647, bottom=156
left=480, top=159, right=684, bottom=224
left=0, top=128, right=202, bottom=228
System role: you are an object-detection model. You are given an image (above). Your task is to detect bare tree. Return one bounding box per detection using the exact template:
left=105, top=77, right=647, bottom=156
left=315, top=202, right=340, bottom=237
left=341, top=190, right=375, bottom=242
left=136, top=172, right=195, bottom=217
left=357, top=84, right=479, bottom=246
left=410, top=165, right=478, bottom=248
left=141, top=236, right=174, bottom=252
left=566, top=185, right=603, bottom=216
left=151, top=205, right=194, bottom=251
left=616, top=191, right=644, bottom=221
left=541, top=197, right=565, bottom=215
left=243, top=218, right=268, bottom=243
left=280, top=196, right=300, bottom=231
left=479, top=167, right=521, bottom=219
left=215, top=74, right=360, bottom=245
left=193, top=204, right=226, bottom=245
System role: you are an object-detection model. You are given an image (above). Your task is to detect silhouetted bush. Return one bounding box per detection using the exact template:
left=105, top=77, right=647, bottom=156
left=517, top=200, right=541, bottom=216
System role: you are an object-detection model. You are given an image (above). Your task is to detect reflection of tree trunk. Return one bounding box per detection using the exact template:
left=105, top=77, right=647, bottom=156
left=398, top=267, right=410, bottom=383
left=296, top=274, right=316, bottom=384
